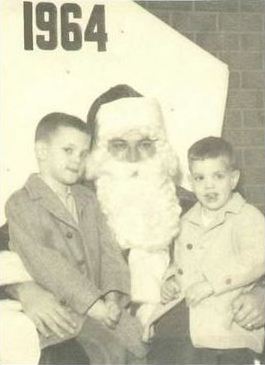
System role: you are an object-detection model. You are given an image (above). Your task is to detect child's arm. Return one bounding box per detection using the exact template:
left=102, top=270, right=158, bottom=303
left=185, top=279, right=214, bottom=306
left=0, top=251, right=33, bottom=285
left=173, top=234, right=213, bottom=306
left=96, top=204, right=131, bottom=301
left=200, top=207, right=265, bottom=295
left=161, top=276, right=181, bottom=304
left=6, top=194, right=103, bottom=316
left=158, top=237, right=183, bottom=304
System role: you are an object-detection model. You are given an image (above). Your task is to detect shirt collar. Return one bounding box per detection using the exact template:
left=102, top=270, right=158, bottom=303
left=38, top=174, right=72, bottom=201
left=185, top=192, right=246, bottom=226
left=24, top=174, right=79, bottom=229
left=49, top=185, right=72, bottom=204
left=25, top=173, right=88, bottom=213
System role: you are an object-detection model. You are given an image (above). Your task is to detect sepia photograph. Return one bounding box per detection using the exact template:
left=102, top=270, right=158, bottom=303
left=0, top=0, right=264, bottom=364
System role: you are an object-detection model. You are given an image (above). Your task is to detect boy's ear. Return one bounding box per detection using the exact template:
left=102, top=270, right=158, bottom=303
left=35, top=141, right=48, bottom=161
left=231, top=169, right=240, bottom=189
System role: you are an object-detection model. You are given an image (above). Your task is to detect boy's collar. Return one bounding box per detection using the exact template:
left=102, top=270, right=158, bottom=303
left=25, top=173, right=53, bottom=200
left=25, top=173, right=89, bottom=211
left=221, top=192, right=246, bottom=214
left=39, top=174, right=72, bottom=200
left=24, top=174, right=80, bottom=229
left=40, top=176, right=72, bottom=202
left=186, top=192, right=246, bottom=226
left=25, top=174, right=71, bottom=199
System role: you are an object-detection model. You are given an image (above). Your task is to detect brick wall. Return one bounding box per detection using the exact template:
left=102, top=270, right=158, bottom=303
left=138, top=0, right=265, bottom=213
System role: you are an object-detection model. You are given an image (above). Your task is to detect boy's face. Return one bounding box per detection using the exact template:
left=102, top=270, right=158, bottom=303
left=189, top=157, right=240, bottom=211
left=37, top=127, right=90, bottom=186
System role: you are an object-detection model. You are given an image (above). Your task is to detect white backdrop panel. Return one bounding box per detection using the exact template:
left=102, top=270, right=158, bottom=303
left=0, top=0, right=228, bottom=224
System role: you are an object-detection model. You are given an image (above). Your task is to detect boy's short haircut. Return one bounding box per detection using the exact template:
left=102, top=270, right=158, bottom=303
left=188, top=136, right=237, bottom=170
left=35, top=112, right=88, bottom=142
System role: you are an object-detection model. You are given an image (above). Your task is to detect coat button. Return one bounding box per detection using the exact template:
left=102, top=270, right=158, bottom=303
left=177, top=268, right=183, bottom=275
left=186, top=243, right=193, bottom=250
left=60, top=299, right=67, bottom=305
left=79, top=261, right=86, bottom=273
left=225, top=278, right=232, bottom=285
left=66, top=231, right=73, bottom=239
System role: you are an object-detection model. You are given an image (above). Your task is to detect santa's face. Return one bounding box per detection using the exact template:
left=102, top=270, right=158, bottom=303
left=86, top=98, right=181, bottom=251
left=107, top=130, right=157, bottom=163
left=92, top=131, right=181, bottom=250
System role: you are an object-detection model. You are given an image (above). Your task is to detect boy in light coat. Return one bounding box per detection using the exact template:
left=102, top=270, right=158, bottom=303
left=159, top=136, right=265, bottom=364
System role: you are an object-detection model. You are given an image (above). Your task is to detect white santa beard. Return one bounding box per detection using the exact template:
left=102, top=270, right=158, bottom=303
left=96, top=157, right=181, bottom=251
left=96, top=156, right=181, bottom=316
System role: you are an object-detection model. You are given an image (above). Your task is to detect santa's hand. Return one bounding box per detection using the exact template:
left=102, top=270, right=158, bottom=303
left=11, top=282, right=77, bottom=339
left=161, top=277, right=180, bottom=304
left=232, top=287, right=265, bottom=330
left=185, top=280, right=213, bottom=307
left=105, top=300, right=122, bottom=329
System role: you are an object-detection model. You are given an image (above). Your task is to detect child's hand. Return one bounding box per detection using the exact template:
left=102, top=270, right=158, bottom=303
left=14, top=282, right=77, bottom=339
left=105, top=300, right=122, bottom=329
left=87, top=299, right=108, bottom=323
left=161, top=277, right=180, bottom=304
left=88, top=299, right=121, bottom=329
left=185, top=280, right=213, bottom=307
left=142, top=324, right=155, bottom=343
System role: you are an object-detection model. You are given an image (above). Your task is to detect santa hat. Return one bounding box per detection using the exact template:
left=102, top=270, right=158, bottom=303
left=87, top=84, right=167, bottom=146
left=87, top=84, right=142, bottom=146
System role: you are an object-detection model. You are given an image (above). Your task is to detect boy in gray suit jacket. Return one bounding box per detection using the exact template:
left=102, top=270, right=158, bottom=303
left=4, top=112, right=145, bottom=364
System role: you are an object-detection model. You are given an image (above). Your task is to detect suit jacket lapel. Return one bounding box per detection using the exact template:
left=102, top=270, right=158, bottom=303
left=25, top=174, right=79, bottom=230
left=71, top=186, right=87, bottom=223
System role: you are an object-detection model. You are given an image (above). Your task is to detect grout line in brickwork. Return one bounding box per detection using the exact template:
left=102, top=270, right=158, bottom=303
left=239, top=109, right=244, bottom=128
left=241, top=146, right=265, bottom=150
left=234, top=88, right=265, bottom=91
left=226, top=108, right=265, bottom=111
left=194, top=31, right=240, bottom=34
left=238, top=71, right=242, bottom=89
left=168, top=10, right=173, bottom=28
left=242, top=108, right=265, bottom=110
left=216, top=12, right=220, bottom=32
left=243, top=184, right=265, bottom=189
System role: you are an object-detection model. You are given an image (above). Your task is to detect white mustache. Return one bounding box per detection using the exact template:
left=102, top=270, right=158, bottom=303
left=86, top=143, right=179, bottom=182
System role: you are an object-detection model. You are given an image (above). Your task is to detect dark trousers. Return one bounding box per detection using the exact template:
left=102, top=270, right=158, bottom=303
left=40, top=339, right=90, bottom=365
left=77, top=310, right=147, bottom=364
left=40, top=306, right=147, bottom=365
left=148, top=300, right=256, bottom=365
left=39, top=324, right=128, bottom=365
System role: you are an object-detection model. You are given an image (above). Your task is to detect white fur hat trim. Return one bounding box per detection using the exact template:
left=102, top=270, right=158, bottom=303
left=96, top=97, right=165, bottom=141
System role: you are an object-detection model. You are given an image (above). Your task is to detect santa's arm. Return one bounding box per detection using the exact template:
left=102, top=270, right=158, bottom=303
left=96, top=202, right=131, bottom=302
left=0, top=250, right=33, bottom=286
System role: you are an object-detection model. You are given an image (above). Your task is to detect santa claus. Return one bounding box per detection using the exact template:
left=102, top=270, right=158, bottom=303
left=86, top=85, right=182, bottom=324
left=1, top=85, right=265, bottom=365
